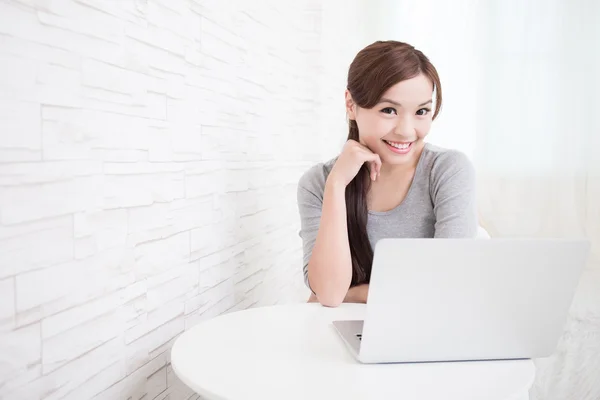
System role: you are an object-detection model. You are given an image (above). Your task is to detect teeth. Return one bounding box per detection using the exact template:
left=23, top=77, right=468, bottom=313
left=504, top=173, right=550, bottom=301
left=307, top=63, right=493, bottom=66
left=386, top=141, right=411, bottom=149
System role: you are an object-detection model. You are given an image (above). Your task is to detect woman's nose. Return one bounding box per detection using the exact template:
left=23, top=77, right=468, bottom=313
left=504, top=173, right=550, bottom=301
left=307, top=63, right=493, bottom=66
left=394, top=117, right=415, bottom=137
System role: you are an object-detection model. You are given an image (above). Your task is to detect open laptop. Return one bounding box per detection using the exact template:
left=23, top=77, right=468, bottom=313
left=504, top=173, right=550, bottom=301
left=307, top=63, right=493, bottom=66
left=333, top=238, right=590, bottom=364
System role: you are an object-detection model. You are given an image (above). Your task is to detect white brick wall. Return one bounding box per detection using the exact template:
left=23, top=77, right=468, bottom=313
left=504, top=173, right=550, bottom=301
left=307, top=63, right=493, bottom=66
left=0, top=0, right=371, bottom=399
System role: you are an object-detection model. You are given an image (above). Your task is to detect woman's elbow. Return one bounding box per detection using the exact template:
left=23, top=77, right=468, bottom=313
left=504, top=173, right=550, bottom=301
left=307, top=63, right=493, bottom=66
left=307, top=267, right=350, bottom=307
left=317, top=294, right=344, bottom=308
left=308, top=279, right=345, bottom=307
left=312, top=287, right=346, bottom=307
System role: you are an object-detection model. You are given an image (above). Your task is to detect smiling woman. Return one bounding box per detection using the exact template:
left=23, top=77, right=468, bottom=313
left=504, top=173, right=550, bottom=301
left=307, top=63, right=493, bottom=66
left=297, top=40, right=478, bottom=307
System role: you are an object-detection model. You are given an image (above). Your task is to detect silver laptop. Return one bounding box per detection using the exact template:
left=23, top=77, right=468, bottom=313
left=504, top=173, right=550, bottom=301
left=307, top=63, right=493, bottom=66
left=333, top=238, right=590, bottom=364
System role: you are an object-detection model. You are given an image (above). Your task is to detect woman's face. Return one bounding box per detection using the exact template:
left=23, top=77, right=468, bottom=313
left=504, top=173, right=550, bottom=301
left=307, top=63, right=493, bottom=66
left=346, top=73, right=434, bottom=168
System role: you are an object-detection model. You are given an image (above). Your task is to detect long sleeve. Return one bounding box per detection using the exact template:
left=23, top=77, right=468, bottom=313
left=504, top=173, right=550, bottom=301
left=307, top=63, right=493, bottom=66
left=296, top=163, right=329, bottom=288
left=429, top=150, right=478, bottom=238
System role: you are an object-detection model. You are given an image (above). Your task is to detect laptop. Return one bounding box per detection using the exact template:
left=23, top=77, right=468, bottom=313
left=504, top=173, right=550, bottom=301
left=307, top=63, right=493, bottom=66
left=333, top=238, right=590, bottom=364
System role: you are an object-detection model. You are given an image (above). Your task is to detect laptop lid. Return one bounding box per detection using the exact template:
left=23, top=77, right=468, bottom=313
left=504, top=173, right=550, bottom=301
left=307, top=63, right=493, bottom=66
left=358, top=238, right=590, bottom=364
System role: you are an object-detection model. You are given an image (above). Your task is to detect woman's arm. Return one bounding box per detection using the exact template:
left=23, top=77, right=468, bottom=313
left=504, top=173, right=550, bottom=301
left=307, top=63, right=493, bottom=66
left=308, top=179, right=354, bottom=306
left=297, top=141, right=381, bottom=307
left=299, top=179, right=353, bottom=307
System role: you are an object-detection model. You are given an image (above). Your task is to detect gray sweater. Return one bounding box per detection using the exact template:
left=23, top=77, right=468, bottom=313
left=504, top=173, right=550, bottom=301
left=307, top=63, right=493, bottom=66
left=296, top=142, right=478, bottom=288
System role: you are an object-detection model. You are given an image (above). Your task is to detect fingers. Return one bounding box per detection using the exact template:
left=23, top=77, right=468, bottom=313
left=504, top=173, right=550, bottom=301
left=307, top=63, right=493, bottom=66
left=373, top=154, right=382, bottom=175
left=369, top=164, right=377, bottom=181
left=347, top=140, right=382, bottom=181
left=353, top=145, right=381, bottom=181
left=366, top=153, right=381, bottom=181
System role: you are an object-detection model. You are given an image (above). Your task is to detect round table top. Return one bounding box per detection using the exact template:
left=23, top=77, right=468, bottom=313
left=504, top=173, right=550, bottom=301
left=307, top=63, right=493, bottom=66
left=171, top=303, right=535, bottom=400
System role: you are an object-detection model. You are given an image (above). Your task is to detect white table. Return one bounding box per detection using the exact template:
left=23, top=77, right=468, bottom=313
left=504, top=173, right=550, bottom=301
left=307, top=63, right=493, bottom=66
left=171, top=303, right=535, bottom=400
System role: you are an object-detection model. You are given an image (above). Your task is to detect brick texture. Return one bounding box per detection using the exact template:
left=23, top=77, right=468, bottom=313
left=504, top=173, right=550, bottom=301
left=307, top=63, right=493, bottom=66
left=0, top=0, right=367, bottom=399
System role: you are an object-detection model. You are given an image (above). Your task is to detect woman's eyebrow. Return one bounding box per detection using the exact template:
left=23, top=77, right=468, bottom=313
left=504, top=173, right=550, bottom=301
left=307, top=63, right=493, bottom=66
left=378, top=98, right=433, bottom=107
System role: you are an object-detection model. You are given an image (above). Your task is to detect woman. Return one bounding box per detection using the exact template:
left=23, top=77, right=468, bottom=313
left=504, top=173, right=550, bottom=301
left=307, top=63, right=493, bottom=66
left=297, top=40, right=478, bottom=307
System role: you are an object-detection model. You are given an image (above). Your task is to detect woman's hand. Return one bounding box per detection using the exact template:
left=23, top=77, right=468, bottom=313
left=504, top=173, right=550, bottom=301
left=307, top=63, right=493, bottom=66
left=328, top=140, right=382, bottom=187
left=307, top=284, right=369, bottom=304
left=343, top=284, right=369, bottom=303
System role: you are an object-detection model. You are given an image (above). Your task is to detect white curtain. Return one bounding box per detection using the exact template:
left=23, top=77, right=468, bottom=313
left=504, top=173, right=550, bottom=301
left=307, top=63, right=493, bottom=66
left=475, top=2, right=600, bottom=399
left=368, top=0, right=600, bottom=398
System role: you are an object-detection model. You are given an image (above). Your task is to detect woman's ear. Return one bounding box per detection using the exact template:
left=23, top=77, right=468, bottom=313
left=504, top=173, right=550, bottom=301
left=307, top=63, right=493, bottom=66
left=345, top=90, right=356, bottom=120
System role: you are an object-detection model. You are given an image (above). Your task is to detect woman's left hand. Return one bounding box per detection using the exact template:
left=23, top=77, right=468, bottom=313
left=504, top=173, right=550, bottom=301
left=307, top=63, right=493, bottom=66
left=343, top=284, right=369, bottom=303
left=307, top=284, right=369, bottom=304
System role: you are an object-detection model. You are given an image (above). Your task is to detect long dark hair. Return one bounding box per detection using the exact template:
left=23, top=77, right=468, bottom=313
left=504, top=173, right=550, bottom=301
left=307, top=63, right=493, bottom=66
left=345, top=41, right=443, bottom=286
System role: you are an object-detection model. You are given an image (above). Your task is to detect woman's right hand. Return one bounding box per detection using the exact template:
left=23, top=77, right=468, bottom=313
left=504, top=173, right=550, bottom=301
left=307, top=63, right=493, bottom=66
left=328, top=139, right=382, bottom=187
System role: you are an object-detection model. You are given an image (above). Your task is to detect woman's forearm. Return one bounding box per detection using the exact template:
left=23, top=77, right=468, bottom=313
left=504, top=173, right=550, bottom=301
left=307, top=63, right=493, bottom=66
left=306, top=180, right=353, bottom=307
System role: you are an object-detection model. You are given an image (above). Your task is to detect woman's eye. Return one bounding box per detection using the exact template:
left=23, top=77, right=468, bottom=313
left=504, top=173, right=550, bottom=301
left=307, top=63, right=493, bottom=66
left=416, top=108, right=431, bottom=116
left=381, top=107, right=397, bottom=115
